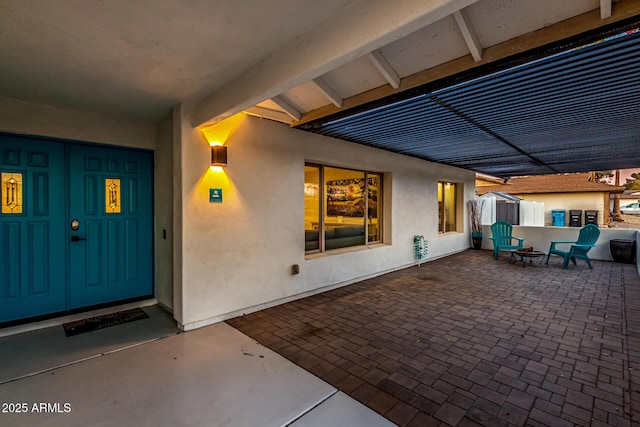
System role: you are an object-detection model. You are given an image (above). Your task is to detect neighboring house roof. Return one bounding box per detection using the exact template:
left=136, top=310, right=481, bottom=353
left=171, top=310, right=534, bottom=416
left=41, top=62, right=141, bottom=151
left=476, top=173, right=626, bottom=195
left=621, top=190, right=640, bottom=200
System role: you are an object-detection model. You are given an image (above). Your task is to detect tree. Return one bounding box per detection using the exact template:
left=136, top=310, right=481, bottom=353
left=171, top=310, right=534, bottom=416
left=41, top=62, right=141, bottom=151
left=625, top=172, right=640, bottom=190
left=594, top=170, right=614, bottom=183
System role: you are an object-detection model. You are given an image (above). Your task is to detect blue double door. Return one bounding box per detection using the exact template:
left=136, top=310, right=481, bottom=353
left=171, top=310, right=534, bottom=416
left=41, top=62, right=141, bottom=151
left=0, top=135, right=153, bottom=323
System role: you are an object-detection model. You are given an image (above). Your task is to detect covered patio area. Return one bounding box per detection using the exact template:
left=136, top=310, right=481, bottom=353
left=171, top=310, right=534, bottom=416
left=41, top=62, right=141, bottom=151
left=2, top=2, right=640, bottom=426
left=228, top=250, right=640, bottom=426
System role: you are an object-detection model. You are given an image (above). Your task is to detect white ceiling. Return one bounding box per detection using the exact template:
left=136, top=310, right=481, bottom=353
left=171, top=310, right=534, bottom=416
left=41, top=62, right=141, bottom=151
left=0, top=0, right=351, bottom=120
left=0, top=0, right=634, bottom=129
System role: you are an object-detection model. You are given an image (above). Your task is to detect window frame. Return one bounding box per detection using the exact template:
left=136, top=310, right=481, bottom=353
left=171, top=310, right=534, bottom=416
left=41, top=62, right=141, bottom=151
left=305, top=163, right=383, bottom=254
left=438, top=181, right=458, bottom=234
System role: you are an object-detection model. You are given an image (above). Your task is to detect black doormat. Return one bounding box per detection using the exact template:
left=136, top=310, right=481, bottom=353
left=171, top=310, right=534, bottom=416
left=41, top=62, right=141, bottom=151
left=63, top=308, right=149, bottom=337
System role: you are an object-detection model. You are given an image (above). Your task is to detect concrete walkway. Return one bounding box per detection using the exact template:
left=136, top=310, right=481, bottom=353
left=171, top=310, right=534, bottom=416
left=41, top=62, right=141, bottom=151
left=228, top=250, right=640, bottom=426
left=0, top=306, right=392, bottom=427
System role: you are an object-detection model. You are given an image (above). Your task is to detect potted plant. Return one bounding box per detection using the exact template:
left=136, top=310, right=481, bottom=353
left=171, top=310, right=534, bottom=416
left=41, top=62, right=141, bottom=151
left=467, top=199, right=485, bottom=249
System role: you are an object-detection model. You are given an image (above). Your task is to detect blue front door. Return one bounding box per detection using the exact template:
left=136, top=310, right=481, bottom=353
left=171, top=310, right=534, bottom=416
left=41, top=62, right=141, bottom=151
left=0, top=135, right=153, bottom=323
left=0, top=136, right=66, bottom=322
left=68, top=144, right=153, bottom=308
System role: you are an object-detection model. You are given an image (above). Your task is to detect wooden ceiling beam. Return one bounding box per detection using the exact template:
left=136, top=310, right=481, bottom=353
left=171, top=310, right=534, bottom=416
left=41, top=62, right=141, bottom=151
left=243, top=106, right=293, bottom=124
left=601, top=0, right=612, bottom=19
left=367, top=50, right=401, bottom=89
left=292, top=0, right=640, bottom=128
left=453, top=9, right=483, bottom=62
left=270, top=96, right=301, bottom=121
left=311, top=77, right=343, bottom=108
left=193, top=0, right=479, bottom=127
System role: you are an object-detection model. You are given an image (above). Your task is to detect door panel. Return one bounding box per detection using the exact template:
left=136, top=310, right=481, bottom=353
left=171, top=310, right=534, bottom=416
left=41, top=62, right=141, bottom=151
left=69, top=145, right=153, bottom=309
left=0, top=137, right=66, bottom=322
left=1, top=135, right=153, bottom=323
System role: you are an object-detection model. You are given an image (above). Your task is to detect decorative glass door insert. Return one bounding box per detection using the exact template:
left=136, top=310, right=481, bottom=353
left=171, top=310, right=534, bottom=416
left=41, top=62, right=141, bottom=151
left=105, top=178, right=121, bottom=213
left=1, top=172, right=23, bottom=214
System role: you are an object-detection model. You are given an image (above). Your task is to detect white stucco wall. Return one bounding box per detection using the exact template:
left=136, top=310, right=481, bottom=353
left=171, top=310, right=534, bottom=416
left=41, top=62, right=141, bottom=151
left=481, top=224, right=637, bottom=263
left=154, top=114, right=174, bottom=311
left=516, top=192, right=607, bottom=227
left=176, top=112, right=475, bottom=330
left=0, top=97, right=156, bottom=149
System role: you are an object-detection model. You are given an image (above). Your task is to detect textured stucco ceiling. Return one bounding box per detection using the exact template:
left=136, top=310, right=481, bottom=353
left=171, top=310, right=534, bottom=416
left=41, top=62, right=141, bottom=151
left=0, top=0, right=351, bottom=120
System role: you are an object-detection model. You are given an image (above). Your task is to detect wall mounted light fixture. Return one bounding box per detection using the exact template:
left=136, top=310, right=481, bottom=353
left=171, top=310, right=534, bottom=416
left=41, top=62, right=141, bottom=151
left=211, top=145, right=228, bottom=167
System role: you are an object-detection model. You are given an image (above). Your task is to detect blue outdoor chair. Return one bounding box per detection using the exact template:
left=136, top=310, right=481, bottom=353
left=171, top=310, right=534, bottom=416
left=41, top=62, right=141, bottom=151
left=489, top=221, right=524, bottom=260
left=545, top=224, right=600, bottom=269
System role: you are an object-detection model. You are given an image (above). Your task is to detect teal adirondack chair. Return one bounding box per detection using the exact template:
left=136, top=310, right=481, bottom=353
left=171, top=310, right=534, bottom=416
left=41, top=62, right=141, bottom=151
left=489, top=221, right=524, bottom=260
left=545, top=224, right=600, bottom=269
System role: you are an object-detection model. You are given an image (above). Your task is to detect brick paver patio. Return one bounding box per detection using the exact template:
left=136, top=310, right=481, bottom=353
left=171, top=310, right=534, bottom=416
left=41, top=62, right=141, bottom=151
left=227, top=250, right=640, bottom=426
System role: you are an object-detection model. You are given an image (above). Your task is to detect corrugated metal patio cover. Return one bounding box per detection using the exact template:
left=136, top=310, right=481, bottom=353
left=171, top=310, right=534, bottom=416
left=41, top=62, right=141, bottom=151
left=307, top=30, right=640, bottom=178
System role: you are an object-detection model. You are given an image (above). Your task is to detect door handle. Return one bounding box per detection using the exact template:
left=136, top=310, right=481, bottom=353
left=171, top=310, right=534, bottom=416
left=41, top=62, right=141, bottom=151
left=71, top=236, right=87, bottom=242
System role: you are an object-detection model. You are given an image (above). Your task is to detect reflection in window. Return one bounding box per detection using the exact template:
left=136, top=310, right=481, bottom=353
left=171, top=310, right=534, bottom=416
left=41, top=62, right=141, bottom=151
left=367, top=173, right=381, bottom=242
left=305, top=164, right=382, bottom=253
left=438, top=182, right=457, bottom=233
left=325, top=167, right=365, bottom=250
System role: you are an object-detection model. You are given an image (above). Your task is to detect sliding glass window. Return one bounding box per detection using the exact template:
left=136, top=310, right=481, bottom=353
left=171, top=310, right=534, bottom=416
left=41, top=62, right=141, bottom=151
left=438, top=181, right=457, bottom=233
left=305, top=164, right=382, bottom=253
left=304, top=165, right=321, bottom=251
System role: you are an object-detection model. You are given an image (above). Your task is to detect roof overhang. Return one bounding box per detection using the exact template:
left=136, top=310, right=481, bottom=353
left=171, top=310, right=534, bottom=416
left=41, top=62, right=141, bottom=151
left=299, top=17, right=640, bottom=178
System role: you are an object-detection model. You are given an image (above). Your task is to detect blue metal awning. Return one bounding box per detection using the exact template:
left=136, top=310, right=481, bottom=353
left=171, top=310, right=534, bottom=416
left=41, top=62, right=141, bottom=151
left=306, top=29, right=640, bottom=178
